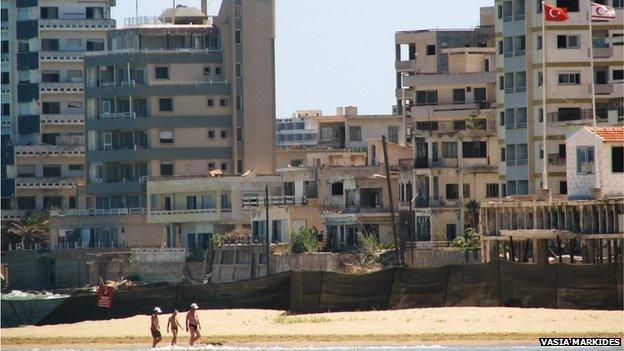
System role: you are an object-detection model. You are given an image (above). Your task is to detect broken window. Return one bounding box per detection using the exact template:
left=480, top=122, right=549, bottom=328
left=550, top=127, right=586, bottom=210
left=445, top=184, right=459, bottom=200
left=612, top=146, right=623, bottom=173
left=463, top=141, right=487, bottom=158
left=360, top=188, right=382, bottom=209
left=331, top=182, right=343, bottom=196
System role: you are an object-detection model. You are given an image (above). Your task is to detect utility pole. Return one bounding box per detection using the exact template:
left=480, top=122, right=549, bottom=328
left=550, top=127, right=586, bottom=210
left=265, top=185, right=270, bottom=275
left=382, top=136, right=402, bottom=266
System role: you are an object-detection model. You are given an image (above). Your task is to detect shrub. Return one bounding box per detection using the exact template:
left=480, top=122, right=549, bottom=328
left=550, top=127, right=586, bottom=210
left=289, top=228, right=318, bottom=253
left=358, top=233, right=382, bottom=261
left=212, top=232, right=224, bottom=247
left=451, top=227, right=481, bottom=252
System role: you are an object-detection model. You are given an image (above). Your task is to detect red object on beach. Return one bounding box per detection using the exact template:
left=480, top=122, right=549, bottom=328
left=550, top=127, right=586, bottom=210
left=97, top=285, right=115, bottom=308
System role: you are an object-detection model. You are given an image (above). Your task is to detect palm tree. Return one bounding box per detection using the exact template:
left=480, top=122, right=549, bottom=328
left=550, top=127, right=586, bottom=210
left=464, top=200, right=480, bottom=230
left=8, top=212, right=50, bottom=246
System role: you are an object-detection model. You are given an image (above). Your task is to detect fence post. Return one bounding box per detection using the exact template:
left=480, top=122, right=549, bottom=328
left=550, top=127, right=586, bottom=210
left=443, top=264, right=451, bottom=307
left=497, top=259, right=502, bottom=307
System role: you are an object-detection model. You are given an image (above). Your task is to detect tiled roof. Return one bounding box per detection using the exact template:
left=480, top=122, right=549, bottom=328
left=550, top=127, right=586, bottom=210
left=593, top=126, right=624, bottom=142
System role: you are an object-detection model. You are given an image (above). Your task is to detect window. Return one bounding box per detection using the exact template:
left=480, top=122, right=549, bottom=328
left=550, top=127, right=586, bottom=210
left=331, top=182, right=343, bottom=196
left=442, top=142, right=457, bottom=158
left=559, top=181, right=568, bottom=195
left=154, top=66, right=169, bottom=79
left=517, top=180, right=529, bottom=195
left=208, top=162, right=215, bottom=170
left=40, top=7, right=58, bottom=19
left=462, top=141, right=487, bottom=158
left=18, top=41, right=29, bottom=52
left=388, top=126, right=399, bottom=143
left=612, top=146, right=623, bottom=173
left=503, top=36, right=514, bottom=57
left=446, top=184, right=459, bottom=200
left=237, top=160, right=243, bottom=173
left=537, top=0, right=543, bottom=13
left=220, top=129, right=228, bottom=138
left=236, top=63, right=242, bottom=78
left=68, top=164, right=84, bottom=171
left=426, top=45, right=436, bottom=55
left=498, top=40, right=504, bottom=55
left=558, top=72, right=581, bottom=85
left=556, top=0, right=579, bottom=12
left=349, top=126, right=362, bottom=141
left=515, top=71, right=526, bottom=92
left=220, top=162, right=228, bottom=171
left=517, top=144, right=528, bottom=165
left=577, top=146, right=595, bottom=174
left=0, top=8, right=7, bottom=22
left=453, top=120, right=466, bottom=131
left=86, top=7, right=104, bottom=19
left=613, top=70, right=624, bottom=81
left=515, top=35, right=526, bottom=55
left=1, top=72, right=8, bottom=85
left=237, top=128, right=243, bottom=142
left=486, top=184, right=499, bottom=198
left=207, top=129, right=215, bottom=139
left=537, top=35, right=542, bottom=50
left=452, top=88, right=466, bottom=103
left=501, top=147, right=506, bottom=162
left=446, top=224, right=457, bottom=241
left=463, top=184, right=470, bottom=198
left=41, top=39, right=60, bottom=51
left=160, top=163, right=174, bottom=176
left=186, top=196, right=197, bottom=210
left=615, top=0, right=624, bottom=8
left=235, top=5, right=242, bottom=18
left=283, top=182, right=295, bottom=196
left=86, top=39, right=105, bottom=51
left=69, top=196, right=77, bottom=209
left=159, top=98, right=173, bottom=112
left=235, top=30, right=241, bottom=44
left=220, top=98, right=228, bottom=107
left=507, top=145, right=516, bottom=166
left=236, top=95, right=243, bottom=110
left=557, top=35, right=580, bottom=49
left=500, top=111, right=505, bottom=126
left=515, top=0, right=525, bottom=19
left=215, top=66, right=222, bottom=75
left=17, top=165, right=35, bottom=177
left=505, top=108, right=515, bottom=129
left=207, top=98, right=215, bottom=107
left=43, top=165, right=61, bottom=178
left=503, top=1, right=513, bottom=21
left=499, top=75, right=505, bottom=91
left=159, top=130, right=174, bottom=144
left=504, top=72, right=514, bottom=92
left=516, top=108, right=527, bottom=128
left=1, top=103, right=9, bottom=116
left=221, top=193, right=232, bottom=209
left=497, top=5, right=503, bottom=18
left=416, top=90, right=438, bottom=105
left=17, top=197, right=36, bottom=210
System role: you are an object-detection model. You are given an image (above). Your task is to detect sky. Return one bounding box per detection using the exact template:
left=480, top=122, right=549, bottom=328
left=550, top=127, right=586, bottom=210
left=112, top=0, right=493, bottom=117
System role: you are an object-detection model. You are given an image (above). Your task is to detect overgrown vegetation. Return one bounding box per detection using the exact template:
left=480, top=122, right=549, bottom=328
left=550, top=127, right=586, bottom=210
left=8, top=212, right=50, bottom=246
left=212, top=232, right=224, bottom=247
left=289, top=228, right=319, bottom=253
left=358, top=233, right=383, bottom=261
left=450, top=227, right=481, bottom=252
left=464, top=200, right=480, bottom=229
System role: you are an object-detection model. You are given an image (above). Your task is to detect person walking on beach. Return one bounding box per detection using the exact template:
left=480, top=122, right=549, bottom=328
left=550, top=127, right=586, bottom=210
left=167, top=309, right=183, bottom=346
left=150, top=307, right=162, bottom=348
left=186, top=303, right=201, bottom=346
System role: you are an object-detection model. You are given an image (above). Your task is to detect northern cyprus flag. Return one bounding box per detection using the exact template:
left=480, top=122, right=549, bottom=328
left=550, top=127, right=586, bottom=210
left=591, top=2, right=616, bottom=20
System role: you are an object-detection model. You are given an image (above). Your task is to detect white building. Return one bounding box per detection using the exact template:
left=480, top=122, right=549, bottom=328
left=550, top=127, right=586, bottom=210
left=566, top=126, right=624, bottom=199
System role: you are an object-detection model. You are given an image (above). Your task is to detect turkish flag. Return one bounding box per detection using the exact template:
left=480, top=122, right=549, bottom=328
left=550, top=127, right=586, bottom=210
left=545, top=3, right=569, bottom=21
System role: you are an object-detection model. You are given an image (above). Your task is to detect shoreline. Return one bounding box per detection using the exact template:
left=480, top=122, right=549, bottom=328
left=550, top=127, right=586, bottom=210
left=2, top=307, right=622, bottom=348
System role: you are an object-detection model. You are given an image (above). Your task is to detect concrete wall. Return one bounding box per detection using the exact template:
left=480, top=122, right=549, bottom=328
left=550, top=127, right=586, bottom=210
left=405, top=248, right=481, bottom=268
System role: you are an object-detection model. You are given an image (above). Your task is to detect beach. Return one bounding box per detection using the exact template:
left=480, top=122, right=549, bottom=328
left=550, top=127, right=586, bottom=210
left=1, top=307, right=622, bottom=349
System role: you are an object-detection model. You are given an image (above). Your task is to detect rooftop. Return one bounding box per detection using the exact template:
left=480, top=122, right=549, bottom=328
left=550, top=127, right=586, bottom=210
left=592, top=126, right=624, bottom=142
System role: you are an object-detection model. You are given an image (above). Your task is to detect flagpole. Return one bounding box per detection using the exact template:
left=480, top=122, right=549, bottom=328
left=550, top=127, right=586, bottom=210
left=588, top=2, right=601, bottom=189
left=541, top=1, right=548, bottom=190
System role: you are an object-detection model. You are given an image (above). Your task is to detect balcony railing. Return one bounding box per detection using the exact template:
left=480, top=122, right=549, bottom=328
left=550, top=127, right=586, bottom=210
left=592, top=47, right=614, bottom=58
left=15, top=177, right=80, bottom=189
left=100, top=111, right=137, bottom=119
left=547, top=109, right=609, bottom=123
left=242, top=195, right=306, bottom=207
left=40, top=114, right=84, bottom=125
left=50, top=208, right=147, bottom=217
left=593, top=83, right=614, bottom=95
left=547, top=154, right=566, bottom=166
left=149, top=208, right=218, bottom=216
left=14, top=145, right=85, bottom=157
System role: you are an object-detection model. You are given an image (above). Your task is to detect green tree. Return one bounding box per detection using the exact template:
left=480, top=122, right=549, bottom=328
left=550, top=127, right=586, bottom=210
left=8, top=212, right=50, bottom=246
left=289, top=228, right=318, bottom=253
left=464, top=199, right=480, bottom=230
left=451, top=227, right=481, bottom=252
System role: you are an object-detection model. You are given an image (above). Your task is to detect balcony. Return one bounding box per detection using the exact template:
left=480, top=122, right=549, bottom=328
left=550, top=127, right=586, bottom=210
left=592, top=47, right=613, bottom=59
left=40, top=114, right=84, bottom=125
left=403, top=71, right=496, bottom=87
left=547, top=154, right=566, bottom=166
left=147, top=208, right=220, bottom=224
left=40, top=82, right=84, bottom=94
left=100, top=111, right=137, bottom=120
left=39, top=19, right=116, bottom=31
left=1, top=210, right=28, bottom=221
left=15, top=177, right=80, bottom=189
left=14, top=145, right=85, bottom=157
left=547, top=109, right=609, bottom=125
left=40, top=51, right=84, bottom=62
left=395, top=60, right=418, bottom=72
left=242, top=195, right=306, bottom=207
left=50, top=208, right=147, bottom=217
left=593, top=83, right=614, bottom=95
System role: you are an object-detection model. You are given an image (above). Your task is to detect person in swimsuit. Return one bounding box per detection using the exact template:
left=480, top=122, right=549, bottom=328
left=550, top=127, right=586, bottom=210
left=167, top=309, right=182, bottom=346
left=185, top=303, right=201, bottom=346
left=150, top=307, right=162, bottom=348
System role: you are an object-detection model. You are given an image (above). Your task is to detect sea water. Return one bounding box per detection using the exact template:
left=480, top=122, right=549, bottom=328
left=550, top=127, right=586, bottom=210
left=5, top=346, right=623, bottom=351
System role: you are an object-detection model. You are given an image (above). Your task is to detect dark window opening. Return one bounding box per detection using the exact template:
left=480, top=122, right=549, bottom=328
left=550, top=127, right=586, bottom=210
left=154, top=66, right=169, bottom=79
left=612, top=146, right=624, bottom=173
left=445, top=184, right=459, bottom=200
left=426, top=45, right=436, bottom=55
left=331, top=182, right=343, bottom=196
left=159, top=98, right=173, bottom=112
left=160, top=163, right=174, bottom=176
left=462, top=141, right=487, bottom=158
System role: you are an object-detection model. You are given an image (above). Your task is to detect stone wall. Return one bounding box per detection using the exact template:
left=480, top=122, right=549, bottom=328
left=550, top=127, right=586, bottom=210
left=405, top=248, right=481, bottom=268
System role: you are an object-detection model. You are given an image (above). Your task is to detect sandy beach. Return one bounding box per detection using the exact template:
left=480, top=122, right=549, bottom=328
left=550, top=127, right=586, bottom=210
left=2, top=307, right=623, bottom=348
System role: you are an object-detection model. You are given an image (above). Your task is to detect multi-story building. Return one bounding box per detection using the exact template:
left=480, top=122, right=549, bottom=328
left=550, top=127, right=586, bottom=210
left=84, top=1, right=275, bottom=210
left=495, top=0, right=623, bottom=196
left=1, top=0, right=115, bottom=222
left=395, top=7, right=500, bottom=243
left=276, top=110, right=321, bottom=148
left=276, top=106, right=406, bottom=168
left=47, top=1, right=276, bottom=249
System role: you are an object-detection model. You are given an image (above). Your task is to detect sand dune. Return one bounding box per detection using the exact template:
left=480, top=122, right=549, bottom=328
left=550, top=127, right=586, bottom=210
left=2, top=307, right=622, bottom=347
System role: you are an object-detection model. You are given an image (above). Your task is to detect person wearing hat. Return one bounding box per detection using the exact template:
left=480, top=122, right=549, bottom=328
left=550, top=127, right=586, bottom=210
left=150, top=307, right=163, bottom=348
left=167, top=309, right=183, bottom=346
left=185, top=303, right=201, bottom=346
